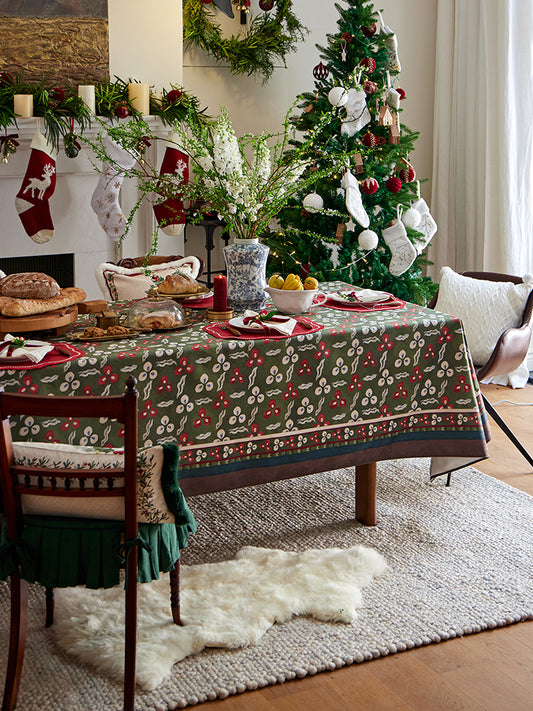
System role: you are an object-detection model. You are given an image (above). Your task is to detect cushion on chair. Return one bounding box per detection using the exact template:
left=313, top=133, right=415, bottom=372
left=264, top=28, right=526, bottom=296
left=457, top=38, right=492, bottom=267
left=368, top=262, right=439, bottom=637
left=95, top=256, right=201, bottom=300
left=11, top=441, right=188, bottom=524
left=434, top=266, right=533, bottom=368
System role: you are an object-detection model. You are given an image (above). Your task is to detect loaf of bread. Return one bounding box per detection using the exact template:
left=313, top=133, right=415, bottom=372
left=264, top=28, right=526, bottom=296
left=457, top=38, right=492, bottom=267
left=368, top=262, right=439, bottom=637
left=0, top=287, right=86, bottom=317
left=158, top=271, right=199, bottom=295
left=0, top=272, right=60, bottom=299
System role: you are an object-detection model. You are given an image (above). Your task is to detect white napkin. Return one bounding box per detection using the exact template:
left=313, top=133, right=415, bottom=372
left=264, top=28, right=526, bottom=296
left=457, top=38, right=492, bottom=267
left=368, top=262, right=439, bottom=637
left=352, top=289, right=390, bottom=303
left=242, top=310, right=297, bottom=336
left=0, top=334, right=55, bottom=363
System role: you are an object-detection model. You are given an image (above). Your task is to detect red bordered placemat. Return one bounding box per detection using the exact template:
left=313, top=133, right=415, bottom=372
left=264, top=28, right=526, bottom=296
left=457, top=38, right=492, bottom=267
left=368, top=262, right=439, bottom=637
left=0, top=343, right=85, bottom=371
left=183, top=295, right=213, bottom=309
left=203, top=318, right=323, bottom=340
left=321, top=296, right=406, bottom=312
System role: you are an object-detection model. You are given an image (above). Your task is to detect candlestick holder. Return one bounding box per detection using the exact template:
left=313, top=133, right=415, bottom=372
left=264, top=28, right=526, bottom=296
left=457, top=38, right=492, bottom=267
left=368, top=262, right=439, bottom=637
left=206, top=308, right=234, bottom=321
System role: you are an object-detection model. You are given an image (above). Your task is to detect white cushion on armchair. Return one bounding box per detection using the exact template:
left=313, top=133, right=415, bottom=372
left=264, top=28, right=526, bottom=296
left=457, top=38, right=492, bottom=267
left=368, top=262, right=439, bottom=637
left=434, top=267, right=533, bottom=387
left=95, top=256, right=201, bottom=301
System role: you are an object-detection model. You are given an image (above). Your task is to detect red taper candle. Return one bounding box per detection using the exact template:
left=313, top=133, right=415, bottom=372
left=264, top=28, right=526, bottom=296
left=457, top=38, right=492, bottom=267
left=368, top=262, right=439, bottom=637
left=213, top=274, right=227, bottom=311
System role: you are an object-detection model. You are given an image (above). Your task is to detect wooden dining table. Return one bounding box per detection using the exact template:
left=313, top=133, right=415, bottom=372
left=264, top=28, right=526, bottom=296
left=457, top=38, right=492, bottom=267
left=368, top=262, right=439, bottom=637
left=0, top=282, right=489, bottom=525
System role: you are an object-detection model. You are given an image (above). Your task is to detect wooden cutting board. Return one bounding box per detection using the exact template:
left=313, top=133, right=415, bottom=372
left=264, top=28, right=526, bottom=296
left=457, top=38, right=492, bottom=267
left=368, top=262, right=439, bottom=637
left=0, top=304, right=78, bottom=339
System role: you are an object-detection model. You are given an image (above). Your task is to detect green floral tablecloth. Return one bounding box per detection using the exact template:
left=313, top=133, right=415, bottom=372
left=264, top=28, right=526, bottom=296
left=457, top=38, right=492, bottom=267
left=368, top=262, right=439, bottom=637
left=0, top=283, right=488, bottom=486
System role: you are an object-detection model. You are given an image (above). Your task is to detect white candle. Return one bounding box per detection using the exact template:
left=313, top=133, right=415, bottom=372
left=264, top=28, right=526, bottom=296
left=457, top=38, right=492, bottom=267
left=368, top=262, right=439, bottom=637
left=14, top=94, right=33, bottom=118
left=78, top=85, right=96, bottom=113
left=128, top=82, right=150, bottom=115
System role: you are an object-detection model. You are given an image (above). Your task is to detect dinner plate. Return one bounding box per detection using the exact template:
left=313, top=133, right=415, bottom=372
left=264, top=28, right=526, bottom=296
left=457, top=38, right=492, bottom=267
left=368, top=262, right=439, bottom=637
left=0, top=354, right=32, bottom=364
left=329, top=289, right=391, bottom=304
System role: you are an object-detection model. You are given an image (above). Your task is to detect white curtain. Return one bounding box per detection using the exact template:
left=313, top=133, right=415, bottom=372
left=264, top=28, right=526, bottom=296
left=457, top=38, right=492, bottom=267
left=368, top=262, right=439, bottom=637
left=430, top=0, right=533, bottom=278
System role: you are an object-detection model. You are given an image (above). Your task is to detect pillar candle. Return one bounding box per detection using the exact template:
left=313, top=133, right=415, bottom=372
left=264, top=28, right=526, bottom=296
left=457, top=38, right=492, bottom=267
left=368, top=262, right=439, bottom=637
left=128, top=82, right=150, bottom=115
left=213, top=275, right=228, bottom=312
left=14, top=94, right=33, bottom=117
left=78, top=85, right=96, bottom=113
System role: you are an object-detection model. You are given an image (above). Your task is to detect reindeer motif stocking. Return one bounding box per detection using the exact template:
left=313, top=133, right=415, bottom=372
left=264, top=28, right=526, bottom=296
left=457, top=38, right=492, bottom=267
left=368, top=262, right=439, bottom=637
left=16, top=132, right=57, bottom=244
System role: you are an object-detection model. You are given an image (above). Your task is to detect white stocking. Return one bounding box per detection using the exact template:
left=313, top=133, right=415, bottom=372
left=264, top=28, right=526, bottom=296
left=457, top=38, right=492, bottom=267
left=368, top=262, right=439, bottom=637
left=341, top=169, right=369, bottom=228
left=411, top=197, right=438, bottom=254
left=382, top=209, right=417, bottom=276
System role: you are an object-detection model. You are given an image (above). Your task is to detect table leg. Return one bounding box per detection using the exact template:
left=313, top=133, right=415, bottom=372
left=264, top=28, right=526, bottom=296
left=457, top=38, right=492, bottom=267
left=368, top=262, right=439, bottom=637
left=355, top=462, right=377, bottom=525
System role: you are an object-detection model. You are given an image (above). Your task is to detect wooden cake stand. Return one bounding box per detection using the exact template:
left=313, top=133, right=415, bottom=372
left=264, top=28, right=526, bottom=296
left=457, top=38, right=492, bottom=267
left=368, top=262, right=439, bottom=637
left=0, top=304, right=79, bottom=340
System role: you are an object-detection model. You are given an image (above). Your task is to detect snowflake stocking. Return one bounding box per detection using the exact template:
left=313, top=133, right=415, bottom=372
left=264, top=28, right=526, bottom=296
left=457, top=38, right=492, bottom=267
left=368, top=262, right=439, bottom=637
left=377, top=11, right=401, bottom=72
left=341, top=169, right=369, bottom=228
left=411, top=197, right=438, bottom=254
left=153, top=131, right=189, bottom=236
left=15, top=132, right=57, bottom=244
left=382, top=211, right=417, bottom=276
left=91, top=136, right=137, bottom=242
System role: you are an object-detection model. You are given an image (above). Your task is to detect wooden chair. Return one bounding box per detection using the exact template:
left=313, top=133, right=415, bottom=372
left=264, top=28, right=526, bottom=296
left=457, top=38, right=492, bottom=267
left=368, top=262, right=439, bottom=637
left=0, top=377, right=185, bottom=711
left=430, top=272, right=533, bottom=470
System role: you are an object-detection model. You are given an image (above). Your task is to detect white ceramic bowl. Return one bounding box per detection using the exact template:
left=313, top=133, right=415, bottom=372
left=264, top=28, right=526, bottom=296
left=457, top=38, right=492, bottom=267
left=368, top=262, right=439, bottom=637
left=264, top=286, right=319, bottom=314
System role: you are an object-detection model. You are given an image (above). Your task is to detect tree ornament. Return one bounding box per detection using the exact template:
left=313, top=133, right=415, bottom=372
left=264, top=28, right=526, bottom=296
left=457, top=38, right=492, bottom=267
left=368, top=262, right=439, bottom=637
left=358, top=229, right=379, bottom=250
left=362, top=131, right=378, bottom=148
left=259, top=0, right=274, bottom=10
left=166, top=89, right=183, bottom=103
left=402, top=206, right=422, bottom=229
left=1, top=132, right=19, bottom=163
left=397, top=87, right=406, bottom=99
left=411, top=197, right=438, bottom=253
left=362, top=23, right=377, bottom=37
left=398, top=165, right=416, bottom=183
left=328, top=86, right=348, bottom=107
left=360, top=177, right=379, bottom=195
left=363, top=80, right=377, bottom=95
left=313, top=62, right=329, bottom=80
left=359, top=57, right=376, bottom=73
left=341, top=32, right=353, bottom=43
left=63, top=132, right=80, bottom=158
left=382, top=210, right=417, bottom=275
left=115, top=104, right=129, bottom=118
left=341, top=170, right=369, bottom=228
left=302, top=192, right=324, bottom=212
left=386, top=176, right=403, bottom=193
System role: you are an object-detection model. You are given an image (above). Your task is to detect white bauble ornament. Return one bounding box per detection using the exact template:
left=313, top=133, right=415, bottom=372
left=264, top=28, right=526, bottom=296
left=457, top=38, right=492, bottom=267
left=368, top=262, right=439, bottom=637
left=302, top=192, right=324, bottom=212
left=328, top=86, right=348, bottom=107
left=402, top=207, right=422, bottom=229
left=358, top=229, right=379, bottom=250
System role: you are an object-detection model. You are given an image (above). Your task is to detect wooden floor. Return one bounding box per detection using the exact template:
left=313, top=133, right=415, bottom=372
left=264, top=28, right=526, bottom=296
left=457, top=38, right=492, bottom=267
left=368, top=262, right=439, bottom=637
left=208, top=382, right=533, bottom=711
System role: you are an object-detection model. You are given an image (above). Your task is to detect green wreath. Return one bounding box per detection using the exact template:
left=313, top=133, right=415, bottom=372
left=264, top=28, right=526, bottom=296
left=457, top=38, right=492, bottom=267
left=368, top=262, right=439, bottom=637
left=183, top=0, right=307, bottom=83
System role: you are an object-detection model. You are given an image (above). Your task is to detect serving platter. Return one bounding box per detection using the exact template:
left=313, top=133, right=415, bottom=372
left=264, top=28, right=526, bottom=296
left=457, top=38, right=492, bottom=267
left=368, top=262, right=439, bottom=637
left=70, top=319, right=195, bottom=341
left=154, top=286, right=212, bottom=301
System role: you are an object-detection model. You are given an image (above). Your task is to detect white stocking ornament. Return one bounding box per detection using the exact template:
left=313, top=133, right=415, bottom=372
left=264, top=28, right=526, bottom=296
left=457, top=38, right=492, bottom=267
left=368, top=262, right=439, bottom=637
left=91, top=136, right=137, bottom=242
left=341, top=169, right=369, bottom=228
left=411, top=195, right=437, bottom=254
left=382, top=207, right=417, bottom=276
left=377, top=11, right=401, bottom=73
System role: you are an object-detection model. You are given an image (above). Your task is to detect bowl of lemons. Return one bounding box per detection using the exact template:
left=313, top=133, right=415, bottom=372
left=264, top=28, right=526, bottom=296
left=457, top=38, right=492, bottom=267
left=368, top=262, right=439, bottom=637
left=264, top=273, right=322, bottom=314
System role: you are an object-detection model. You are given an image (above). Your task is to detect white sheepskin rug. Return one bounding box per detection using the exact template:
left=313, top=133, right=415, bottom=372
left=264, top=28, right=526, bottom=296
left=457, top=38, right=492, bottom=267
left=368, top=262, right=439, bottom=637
left=53, top=545, right=387, bottom=691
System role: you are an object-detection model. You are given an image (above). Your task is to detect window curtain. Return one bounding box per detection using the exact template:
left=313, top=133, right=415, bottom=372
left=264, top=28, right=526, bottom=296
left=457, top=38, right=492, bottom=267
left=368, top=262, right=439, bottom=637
left=429, top=0, right=533, bottom=278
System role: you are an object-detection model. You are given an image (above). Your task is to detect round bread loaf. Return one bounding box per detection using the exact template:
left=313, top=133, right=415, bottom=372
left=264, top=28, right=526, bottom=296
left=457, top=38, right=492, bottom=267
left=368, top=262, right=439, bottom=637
left=0, top=272, right=60, bottom=299
left=158, top=271, right=198, bottom=295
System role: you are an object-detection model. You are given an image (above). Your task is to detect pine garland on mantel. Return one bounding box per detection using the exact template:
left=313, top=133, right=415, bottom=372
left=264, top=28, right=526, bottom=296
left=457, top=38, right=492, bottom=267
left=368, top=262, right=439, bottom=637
left=0, top=71, right=209, bottom=158
left=183, top=0, right=307, bottom=83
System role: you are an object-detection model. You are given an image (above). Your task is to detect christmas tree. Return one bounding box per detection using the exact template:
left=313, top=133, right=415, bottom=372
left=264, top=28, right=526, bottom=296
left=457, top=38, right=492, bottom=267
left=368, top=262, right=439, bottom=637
left=263, top=0, right=438, bottom=304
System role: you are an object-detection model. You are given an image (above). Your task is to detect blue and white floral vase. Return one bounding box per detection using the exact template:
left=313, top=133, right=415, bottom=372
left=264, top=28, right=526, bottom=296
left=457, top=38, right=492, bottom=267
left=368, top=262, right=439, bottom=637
left=223, top=237, right=270, bottom=312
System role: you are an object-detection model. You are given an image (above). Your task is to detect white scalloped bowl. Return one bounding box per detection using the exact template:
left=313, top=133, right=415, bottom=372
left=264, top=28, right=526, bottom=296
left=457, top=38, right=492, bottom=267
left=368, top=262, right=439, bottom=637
left=264, top=286, right=318, bottom=315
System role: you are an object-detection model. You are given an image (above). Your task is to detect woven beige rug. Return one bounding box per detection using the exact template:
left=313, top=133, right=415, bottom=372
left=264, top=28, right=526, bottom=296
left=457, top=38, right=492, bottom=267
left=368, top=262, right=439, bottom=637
left=0, top=458, right=532, bottom=710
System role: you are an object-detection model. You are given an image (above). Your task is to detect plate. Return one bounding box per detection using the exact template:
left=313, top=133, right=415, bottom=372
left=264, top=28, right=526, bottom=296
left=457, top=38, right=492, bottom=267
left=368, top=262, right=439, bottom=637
left=0, top=354, right=32, bottom=364
left=228, top=315, right=293, bottom=334
left=156, top=286, right=212, bottom=301
left=70, top=329, right=150, bottom=342
left=329, top=289, right=391, bottom=304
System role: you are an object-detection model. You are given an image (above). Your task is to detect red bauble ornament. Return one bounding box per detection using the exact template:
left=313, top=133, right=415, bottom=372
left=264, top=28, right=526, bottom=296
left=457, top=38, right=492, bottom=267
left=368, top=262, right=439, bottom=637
left=166, top=89, right=183, bottom=103
left=259, top=0, right=275, bottom=10
left=0, top=71, right=14, bottom=86
left=398, top=166, right=416, bottom=183
left=50, top=87, right=65, bottom=104
left=362, top=23, right=377, bottom=37
left=359, top=57, right=376, bottom=73
left=360, top=177, right=379, bottom=195
left=397, top=88, right=406, bottom=100
left=115, top=104, right=130, bottom=118
left=362, top=131, right=378, bottom=148
left=386, top=176, right=403, bottom=193
left=363, top=80, right=377, bottom=95
left=340, top=32, right=353, bottom=43
left=313, top=62, right=329, bottom=80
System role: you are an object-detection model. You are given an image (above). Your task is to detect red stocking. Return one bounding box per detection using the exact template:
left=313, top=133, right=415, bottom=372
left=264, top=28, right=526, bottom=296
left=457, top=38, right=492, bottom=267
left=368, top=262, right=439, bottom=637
left=16, top=132, right=57, bottom=244
left=153, top=132, right=189, bottom=236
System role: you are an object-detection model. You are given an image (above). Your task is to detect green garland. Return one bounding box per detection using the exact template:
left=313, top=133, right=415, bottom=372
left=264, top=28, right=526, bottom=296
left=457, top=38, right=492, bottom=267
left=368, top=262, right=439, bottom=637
left=183, top=0, right=307, bottom=83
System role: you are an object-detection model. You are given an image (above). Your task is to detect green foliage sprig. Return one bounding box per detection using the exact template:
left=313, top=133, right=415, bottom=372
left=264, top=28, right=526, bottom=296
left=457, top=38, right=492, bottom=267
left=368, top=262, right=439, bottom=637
left=183, top=0, right=308, bottom=83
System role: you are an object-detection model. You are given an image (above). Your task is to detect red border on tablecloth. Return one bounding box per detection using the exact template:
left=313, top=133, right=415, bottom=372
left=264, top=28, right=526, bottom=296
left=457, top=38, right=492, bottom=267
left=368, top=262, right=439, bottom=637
left=321, top=295, right=406, bottom=312
left=203, top=318, right=323, bottom=340
left=0, top=343, right=85, bottom=370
